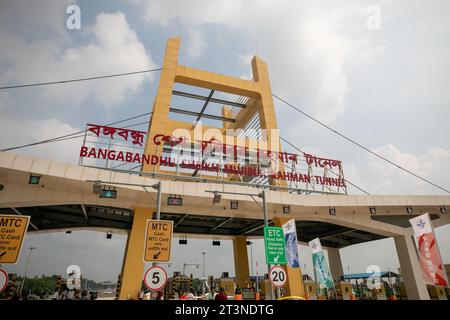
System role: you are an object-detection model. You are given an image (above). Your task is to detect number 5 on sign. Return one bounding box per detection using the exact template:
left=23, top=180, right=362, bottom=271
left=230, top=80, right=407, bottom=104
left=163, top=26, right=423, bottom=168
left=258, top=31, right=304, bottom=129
left=270, top=265, right=288, bottom=288
left=144, top=266, right=168, bottom=291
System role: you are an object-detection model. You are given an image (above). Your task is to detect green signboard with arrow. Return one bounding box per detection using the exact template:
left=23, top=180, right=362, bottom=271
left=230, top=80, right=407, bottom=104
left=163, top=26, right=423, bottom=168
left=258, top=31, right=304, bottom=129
left=264, top=226, right=287, bottom=265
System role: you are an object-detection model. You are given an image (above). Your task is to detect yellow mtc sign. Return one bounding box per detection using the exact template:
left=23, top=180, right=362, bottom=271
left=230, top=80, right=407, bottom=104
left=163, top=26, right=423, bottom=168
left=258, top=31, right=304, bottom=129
left=0, top=215, right=30, bottom=264
left=144, top=220, right=173, bottom=262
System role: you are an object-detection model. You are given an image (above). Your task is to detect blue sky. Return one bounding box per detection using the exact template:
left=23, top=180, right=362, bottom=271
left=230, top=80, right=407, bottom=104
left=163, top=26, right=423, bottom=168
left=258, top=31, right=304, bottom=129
left=1, top=0, right=449, bottom=281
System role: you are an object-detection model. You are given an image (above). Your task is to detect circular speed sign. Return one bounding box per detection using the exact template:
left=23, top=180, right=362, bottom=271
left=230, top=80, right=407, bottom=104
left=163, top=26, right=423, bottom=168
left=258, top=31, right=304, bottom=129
left=144, top=266, right=168, bottom=291
left=269, top=266, right=288, bottom=288
left=0, top=268, right=8, bottom=294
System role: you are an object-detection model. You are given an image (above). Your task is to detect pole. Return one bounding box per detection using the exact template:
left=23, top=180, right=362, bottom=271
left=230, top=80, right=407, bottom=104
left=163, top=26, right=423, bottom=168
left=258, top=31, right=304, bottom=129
left=202, top=252, right=206, bottom=278
left=261, top=190, right=274, bottom=300
left=19, top=246, right=36, bottom=296
left=156, top=181, right=162, bottom=220
left=249, top=242, right=254, bottom=277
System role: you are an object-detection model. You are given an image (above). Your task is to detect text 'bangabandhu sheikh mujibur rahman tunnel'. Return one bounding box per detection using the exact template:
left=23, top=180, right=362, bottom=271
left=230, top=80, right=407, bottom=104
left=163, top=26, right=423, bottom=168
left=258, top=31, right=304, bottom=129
left=0, top=37, right=449, bottom=300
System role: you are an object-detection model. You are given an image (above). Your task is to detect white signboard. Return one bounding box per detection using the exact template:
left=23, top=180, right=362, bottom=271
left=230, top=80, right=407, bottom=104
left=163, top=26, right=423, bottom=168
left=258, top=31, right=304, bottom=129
left=0, top=269, right=8, bottom=294
left=269, top=265, right=288, bottom=288
left=144, top=266, right=168, bottom=291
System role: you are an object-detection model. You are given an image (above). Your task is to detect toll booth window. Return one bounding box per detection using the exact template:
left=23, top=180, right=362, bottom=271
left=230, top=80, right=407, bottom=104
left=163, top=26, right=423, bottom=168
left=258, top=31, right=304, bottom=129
left=242, top=288, right=256, bottom=300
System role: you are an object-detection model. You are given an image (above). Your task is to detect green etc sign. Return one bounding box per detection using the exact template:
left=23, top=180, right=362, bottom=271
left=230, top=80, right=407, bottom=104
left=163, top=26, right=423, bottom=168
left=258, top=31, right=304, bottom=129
left=264, top=226, right=287, bottom=265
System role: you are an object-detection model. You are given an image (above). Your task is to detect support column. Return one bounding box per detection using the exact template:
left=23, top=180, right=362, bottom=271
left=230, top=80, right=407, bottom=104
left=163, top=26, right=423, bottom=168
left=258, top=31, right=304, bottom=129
left=394, top=235, right=430, bottom=300
left=233, top=236, right=250, bottom=288
left=119, top=207, right=154, bottom=300
left=327, top=248, right=344, bottom=282
left=272, top=217, right=305, bottom=297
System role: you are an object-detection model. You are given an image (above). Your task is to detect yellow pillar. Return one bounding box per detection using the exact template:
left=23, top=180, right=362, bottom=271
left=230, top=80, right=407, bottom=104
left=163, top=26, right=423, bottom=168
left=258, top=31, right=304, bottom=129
left=119, top=207, right=154, bottom=299
left=272, top=216, right=305, bottom=298
left=233, top=236, right=250, bottom=288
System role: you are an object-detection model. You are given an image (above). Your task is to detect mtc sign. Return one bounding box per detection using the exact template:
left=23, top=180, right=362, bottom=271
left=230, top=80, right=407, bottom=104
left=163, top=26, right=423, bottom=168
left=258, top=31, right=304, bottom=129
left=264, top=226, right=287, bottom=265
left=0, top=215, right=30, bottom=264
left=144, top=220, right=173, bottom=262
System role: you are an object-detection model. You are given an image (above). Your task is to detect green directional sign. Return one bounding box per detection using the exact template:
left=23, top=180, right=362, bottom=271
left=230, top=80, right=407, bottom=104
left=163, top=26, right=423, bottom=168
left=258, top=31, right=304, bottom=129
left=264, top=226, right=287, bottom=265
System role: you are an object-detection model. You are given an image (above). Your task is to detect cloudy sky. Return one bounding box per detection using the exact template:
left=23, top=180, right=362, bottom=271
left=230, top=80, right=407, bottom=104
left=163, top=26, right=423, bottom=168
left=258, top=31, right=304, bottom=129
left=0, top=0, right=449, bottom=282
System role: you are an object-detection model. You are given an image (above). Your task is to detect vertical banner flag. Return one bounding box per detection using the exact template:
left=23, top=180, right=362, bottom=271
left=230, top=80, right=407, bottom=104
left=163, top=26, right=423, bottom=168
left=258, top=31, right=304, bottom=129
left=282, top=219, right=300, bottom=268
left=309, top=238, right=334, bottom=289
left=409, top=213, right=449, bottom=286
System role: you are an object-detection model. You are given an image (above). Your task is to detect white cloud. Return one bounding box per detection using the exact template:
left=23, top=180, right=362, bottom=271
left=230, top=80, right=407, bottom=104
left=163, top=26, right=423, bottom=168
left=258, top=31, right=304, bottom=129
left=134, top=0, right=384, bottom=124
left=139, top=0, right=243, bottom=26
left=0, top=11, right=155, bottom=107
left=345, top=144, right=450, bottom=195
left=0, top=115, right=81, bottom=164
left=186, top=29, right=207, bottom=60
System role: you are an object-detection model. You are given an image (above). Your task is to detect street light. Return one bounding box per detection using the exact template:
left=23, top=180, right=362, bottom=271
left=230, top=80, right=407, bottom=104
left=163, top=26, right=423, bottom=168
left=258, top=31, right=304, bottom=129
left=201, top=252, right=206, bottom=278
left=19, top=246, right=36, bottom=296
left=183, top=263, right=200, bottom=276
left=246, top=241, right=254, bottom=277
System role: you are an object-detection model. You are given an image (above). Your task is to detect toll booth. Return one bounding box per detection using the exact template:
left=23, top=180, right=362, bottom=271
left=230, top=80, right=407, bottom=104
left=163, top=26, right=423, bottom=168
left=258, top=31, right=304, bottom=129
left=165, top=272, right=193, bottom=299
left=213, top=276, right=236, bottom=297
left=259, top=279, right=272, bottom=300
left=241, top=287, right=257, bottom=300
left=337, top=281, right=353, bottom=300
left=395, top=284, right=408, bottom=300
left=427, top=285, right=448, bottom=300
left=372, top=284, right=387, bottom=300
left=303, top=280, right=318, bottom=300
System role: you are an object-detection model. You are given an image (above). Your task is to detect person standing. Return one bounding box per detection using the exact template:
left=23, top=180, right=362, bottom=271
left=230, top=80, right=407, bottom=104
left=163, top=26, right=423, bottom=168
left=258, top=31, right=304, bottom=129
left=215, top=288, right=228, bottom=300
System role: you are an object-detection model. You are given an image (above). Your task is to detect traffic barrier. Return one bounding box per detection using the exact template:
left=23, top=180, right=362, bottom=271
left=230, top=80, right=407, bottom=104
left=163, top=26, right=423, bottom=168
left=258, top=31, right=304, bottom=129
left=7, top=274, right=17, bottom=300
left=115, top=274, right=122, bottom=300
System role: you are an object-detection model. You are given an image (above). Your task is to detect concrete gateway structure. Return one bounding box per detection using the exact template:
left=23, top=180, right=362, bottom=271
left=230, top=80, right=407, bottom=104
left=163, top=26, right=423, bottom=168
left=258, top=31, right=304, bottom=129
left=0, top=38, right=449, bottom=300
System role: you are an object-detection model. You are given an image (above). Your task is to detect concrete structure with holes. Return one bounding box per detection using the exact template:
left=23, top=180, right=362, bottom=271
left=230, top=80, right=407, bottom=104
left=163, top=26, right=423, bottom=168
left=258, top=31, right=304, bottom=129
left=1, top=152, right=450, bottom=299
left=1, top=37, right=449, bottom=300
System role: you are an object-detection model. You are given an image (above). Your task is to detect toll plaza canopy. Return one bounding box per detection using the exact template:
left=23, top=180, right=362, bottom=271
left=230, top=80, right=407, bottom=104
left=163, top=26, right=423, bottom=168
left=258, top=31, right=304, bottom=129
left=343, top=271, right=400, bottom=280
left=0, top=204, right=387, bottom=248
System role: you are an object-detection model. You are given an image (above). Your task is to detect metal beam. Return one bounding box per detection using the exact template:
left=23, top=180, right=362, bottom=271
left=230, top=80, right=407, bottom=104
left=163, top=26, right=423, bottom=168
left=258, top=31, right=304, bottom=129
left=209, top=217, right=234, bottom=232
left=324, top=236, right=351, bottom=245
left=174, top=214, right=189, bottom=228
left=11, top=207, right=38, bottom=230
left=169, top=107, right=235, bottom=122
left=239, top=221, right=266, bottom=236
left=80, top=204, right=88, bottom=222
left=195, top=89, right=215, bottom=125
left=172, top=90, right=246, bottom=108
left=346, top=231, right=373, bottom=241
left=313, top=227, right=353, bottom=240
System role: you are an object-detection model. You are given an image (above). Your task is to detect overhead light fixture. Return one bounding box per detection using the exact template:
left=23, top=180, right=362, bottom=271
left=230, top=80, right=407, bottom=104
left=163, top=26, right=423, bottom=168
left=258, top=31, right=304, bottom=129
left=179, top=235, right=188, bottom=245
left=283, top=205, right=290, bottom=214
left=106, top=232, right=112, bottom=239
left=213, top=192, right=221, bottom=204
left=369, top=207, right=376, bottom=215
left=440, top=207, right=447, bottom=214
left=28, top=174, right=41, bottom=185
left=212, top=236, right=221, bottom=246
left=329, top=207, right=336, bottom=216
left=168, top=195, right=183, bottom=206
left=406, top=207, right=413, bottom=214
left=230, top=200, right=238, bottom=210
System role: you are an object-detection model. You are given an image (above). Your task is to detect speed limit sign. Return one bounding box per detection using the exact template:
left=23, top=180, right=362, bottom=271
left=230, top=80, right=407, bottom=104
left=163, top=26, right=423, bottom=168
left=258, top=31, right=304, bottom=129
left=144, top=266, right=168, bottom=291
left=0, top=268, right=8, bottom=294
left=269, top=266, right=287, bottom=288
